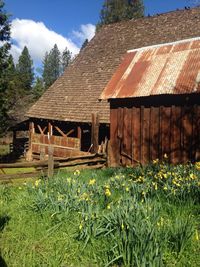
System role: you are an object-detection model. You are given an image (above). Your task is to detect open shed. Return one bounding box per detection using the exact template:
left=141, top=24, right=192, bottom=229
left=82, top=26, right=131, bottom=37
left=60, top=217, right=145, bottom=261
left=100, top=38, right=200, bottom=166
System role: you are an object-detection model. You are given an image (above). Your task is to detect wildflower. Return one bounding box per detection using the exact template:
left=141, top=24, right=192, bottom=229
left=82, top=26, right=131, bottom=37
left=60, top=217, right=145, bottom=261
left=153, top=159, right=159, bottom=164
left=125, top=187, right=129, bottom=192
left=35, top=179, right=41, bottom=187
left=57, top=194, right=64, bottom=201
left=152, top=182, right=158, bottom=190
left=18, top=186, right=22, bottom=190
left=89, top=179, right=96, bottom=186
left=195, top=162, right=200, bottom=170
left=189, top=173, right=197, bottom=180
left=74, top=170, right=80, bottom=176
left=163, top=185, right=168, bottom=190
left=164, top=153, right=168, bottom=159
left=107, top=204, right=111, bottom=210
left=105, top=188, right=111, bottom=197
left=163, top=173, right=168, bottom=179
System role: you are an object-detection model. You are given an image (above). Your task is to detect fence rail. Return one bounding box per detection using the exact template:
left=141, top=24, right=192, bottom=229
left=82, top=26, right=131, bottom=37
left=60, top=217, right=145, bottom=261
left=0, top=153, right=107, bottom=182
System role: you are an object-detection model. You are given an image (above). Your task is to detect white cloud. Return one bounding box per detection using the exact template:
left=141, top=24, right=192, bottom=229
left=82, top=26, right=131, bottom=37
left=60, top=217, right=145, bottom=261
left=72, top=24, right=96, bottom=45
left=10, top=18, right=95, bottom=65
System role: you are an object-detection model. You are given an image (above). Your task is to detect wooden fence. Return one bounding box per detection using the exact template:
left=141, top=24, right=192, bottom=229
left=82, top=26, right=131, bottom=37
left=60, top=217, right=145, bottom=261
left=0, top=153, right=107, bottom=182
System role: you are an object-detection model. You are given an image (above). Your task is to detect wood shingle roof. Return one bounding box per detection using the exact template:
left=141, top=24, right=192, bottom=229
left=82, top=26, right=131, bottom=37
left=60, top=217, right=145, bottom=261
left=27, top=7, right=200, bottom=124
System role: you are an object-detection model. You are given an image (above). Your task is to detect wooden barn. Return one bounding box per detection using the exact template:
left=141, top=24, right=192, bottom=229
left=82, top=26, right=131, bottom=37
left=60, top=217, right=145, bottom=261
left=26, top=7, right=200, bottom=159
left=100, top=38, right=200, bottom=166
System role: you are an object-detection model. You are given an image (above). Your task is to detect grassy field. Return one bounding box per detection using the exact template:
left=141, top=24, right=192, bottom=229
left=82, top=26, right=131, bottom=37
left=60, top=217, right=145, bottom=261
left=0, top=160, right=200, bottom=267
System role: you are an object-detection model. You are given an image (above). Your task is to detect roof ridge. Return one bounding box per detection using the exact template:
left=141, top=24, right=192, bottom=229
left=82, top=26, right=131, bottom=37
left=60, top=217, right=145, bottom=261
left=127, top=36, right=200, bottom=53
left=98, top=6, right=200, bottom=31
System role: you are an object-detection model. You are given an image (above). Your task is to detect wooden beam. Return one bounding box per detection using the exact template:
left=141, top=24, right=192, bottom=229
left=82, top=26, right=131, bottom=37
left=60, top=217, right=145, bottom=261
left=48, top=122, right=52, bottom=144
left=27, top=121, right=34, bottom=161
left=77, top=126, right=81, bottom=150
left=66, top=129, right=74, bottom=137
left=37, top=124, right=44, bottom=135
left=48, top=146, right=54, bottom=178
left=54, top=126, right=66, bottom=137
left=91, top=113, right=99, bottom=153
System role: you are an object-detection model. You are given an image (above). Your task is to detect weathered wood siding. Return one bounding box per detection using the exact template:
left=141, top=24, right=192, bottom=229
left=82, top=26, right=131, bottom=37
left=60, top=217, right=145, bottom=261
left=109, top=96, right=200, bottom=166
left=31, top=133, right=81, bottom=158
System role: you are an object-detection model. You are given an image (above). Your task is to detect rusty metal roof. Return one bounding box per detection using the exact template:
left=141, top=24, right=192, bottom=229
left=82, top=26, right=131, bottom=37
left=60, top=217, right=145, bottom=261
left=100, top=37, right=200, bottom=100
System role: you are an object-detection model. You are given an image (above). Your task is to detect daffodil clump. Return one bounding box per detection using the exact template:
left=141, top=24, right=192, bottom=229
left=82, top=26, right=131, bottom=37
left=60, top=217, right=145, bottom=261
left=0, top=162, right=199, bottom=266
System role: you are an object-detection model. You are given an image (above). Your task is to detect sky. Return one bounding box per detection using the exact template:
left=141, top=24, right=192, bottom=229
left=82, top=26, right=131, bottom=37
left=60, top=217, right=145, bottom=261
left=3, top=0, right=198, bottom=69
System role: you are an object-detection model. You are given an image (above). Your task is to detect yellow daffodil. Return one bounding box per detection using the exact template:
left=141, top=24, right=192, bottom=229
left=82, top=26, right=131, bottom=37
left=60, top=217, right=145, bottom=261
left=153, top=159, right=159, bottom=164
left=195, top=162, right=200, bottom=170
left=89, top=179, right=96, bottom=185
left=74, top=170, right=80, bottom=176
left=35, top=179, right=41, bottom=187
left=164, top=153, right=168, bottom=159
left=189, top=173, right=197, bottom=180
left=105, top=188, right=111, bottom=197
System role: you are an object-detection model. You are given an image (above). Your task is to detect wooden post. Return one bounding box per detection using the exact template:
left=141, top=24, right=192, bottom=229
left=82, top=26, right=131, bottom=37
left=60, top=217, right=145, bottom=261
left=48, top=145, right=54, bottom=178
left=48, top=122, right=53, bottom=142
left=91, top=113, right=99, bottom=153
left=26, top=122, right=34, bottom=161
left=40, top=146, right=45, bottom=161
left=77, top=126, right=82, bottom=150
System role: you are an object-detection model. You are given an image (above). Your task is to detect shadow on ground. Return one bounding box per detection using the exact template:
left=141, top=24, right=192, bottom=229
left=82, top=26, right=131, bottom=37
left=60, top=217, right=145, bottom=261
left=0, top=215, right=10, bottom=267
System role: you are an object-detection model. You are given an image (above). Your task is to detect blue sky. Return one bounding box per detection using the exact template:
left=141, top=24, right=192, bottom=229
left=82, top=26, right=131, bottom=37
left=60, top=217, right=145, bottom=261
left=4, top=0, right=196, bottom=67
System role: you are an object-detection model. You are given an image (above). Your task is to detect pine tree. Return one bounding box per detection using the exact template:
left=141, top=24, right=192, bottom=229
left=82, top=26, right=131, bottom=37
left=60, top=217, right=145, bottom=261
left=49, top=44, right=61, bottom=81
left=32, top=77, right=44, bottom=100
left=0, top=0, right=11, bottom=134
left=5, top=55, right=18, bottom=106
left=16, top=46, right=34, bottom=93
left=42, top=44, right=61, bottom=88
left=97, top=0, right=144, bottom=29
left=62, top=47, right=72, bottom=73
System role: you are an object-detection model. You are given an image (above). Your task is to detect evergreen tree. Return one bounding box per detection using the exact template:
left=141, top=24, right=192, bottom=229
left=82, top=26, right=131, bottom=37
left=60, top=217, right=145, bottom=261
left=42, top=44, right=61, bottom=88
left=32, top=77, right=44, bottom=99
left=5, top=55, right=18, bottom=106
left=80, top=39, right=89, bottom=51
left=97, top=0, right=144, bottom=29
left=16, top=46, right=34, bottom=93
left=0, top=0, right=11, bottom=133
left=49, top=44, right=61, bottom=82
left=62, top=47, right=72, bottom=73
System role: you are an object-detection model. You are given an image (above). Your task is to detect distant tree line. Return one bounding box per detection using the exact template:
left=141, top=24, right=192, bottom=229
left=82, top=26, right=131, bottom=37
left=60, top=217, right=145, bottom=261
left=0, top=0, right=73, bottom=134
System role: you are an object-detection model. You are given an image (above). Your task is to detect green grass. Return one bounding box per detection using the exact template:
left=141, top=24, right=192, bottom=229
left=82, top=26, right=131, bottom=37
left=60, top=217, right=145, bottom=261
left=0, top=162, right=200, bottom=266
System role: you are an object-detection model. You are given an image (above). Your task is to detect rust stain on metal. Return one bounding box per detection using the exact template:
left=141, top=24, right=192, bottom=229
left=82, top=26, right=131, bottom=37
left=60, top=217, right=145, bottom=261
left=101, top=52, right=136, bottom=99
left=175, top=49, right=200, bottom=93
left=100, top=38, right=200, bottom=99
left=156, top=45, right=173, bottom=55
left=117, top=61, right=150, bottom=98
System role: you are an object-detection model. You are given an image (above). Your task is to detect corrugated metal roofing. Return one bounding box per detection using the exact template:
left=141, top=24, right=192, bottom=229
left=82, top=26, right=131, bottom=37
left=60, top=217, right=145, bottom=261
left=100, top=37, right=200, bottom=100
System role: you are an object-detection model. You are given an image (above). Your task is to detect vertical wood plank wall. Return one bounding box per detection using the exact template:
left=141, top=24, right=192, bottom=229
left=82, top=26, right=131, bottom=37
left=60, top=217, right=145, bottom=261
left=110, top=104, right=200, bottom=166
